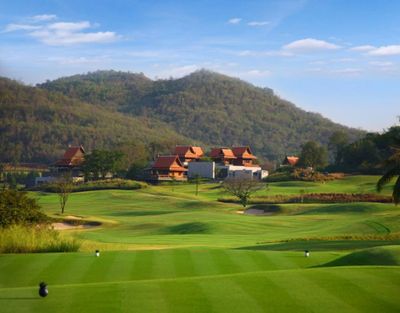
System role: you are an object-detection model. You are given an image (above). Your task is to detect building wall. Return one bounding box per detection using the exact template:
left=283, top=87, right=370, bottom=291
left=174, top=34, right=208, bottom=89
left=188, top=162, right=215, bottom=179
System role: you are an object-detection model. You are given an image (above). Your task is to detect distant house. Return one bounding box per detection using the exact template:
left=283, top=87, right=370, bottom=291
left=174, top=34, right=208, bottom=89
left=36, top=145, right=85, bottom=185
left=210, top=148, right=236, bottom=165
left=282, top=156, right=299, bottom=167
left=54, top=145, right=85, bottom=170
left=174, top=146, right=204, bottom=166
left=151, top=155, right=187, bottom=181
left=232, top=146, right=257, bottom=167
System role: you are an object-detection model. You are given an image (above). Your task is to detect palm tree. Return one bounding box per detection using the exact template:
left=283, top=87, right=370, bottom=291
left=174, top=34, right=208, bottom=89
left=377, top=148, right=400, bottom=205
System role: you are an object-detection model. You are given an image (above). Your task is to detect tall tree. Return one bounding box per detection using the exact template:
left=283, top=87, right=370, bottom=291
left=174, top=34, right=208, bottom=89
left=377, top=148, right=400, bottom=205
left=329, top=131, right=349, bottom=164
left=298, top=141, right=328, bottom=169
left=55, top=174, right=73, bottom=214
left=222, top=177, right=265, bottom=208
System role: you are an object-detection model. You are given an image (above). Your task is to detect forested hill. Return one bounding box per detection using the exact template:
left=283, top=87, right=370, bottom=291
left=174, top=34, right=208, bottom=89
left=40, top=70, right=364, bottom=161
left=0, top=77, right=191, bottom=163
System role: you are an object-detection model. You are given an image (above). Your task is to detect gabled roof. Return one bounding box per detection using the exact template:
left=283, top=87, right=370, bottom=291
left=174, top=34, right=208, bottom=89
left=174, top=146, right=203, bottom=158
left=210, top=148, right=236, bottom=159
left=283, top=156, right=299, bottom=166
left=152, top=155, right=187, bottom=171
left=55, top=145, right=85, bottom=167
left=232, top=146, right=257, bottom=159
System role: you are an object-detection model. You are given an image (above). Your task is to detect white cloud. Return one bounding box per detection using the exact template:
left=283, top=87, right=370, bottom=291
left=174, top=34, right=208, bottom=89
left=31, top=14, right=57, bottom=22
left=368, top=45, right=400, bottom=56
left=2, top=17, right=120, bottom=45
left=247, top=21, right=270, bottom=26
left=237, top=49, right=292, bottom=57
left=369, top=61, right=394, bottom=67
left=331, top=68, right=362, bottom=75
left=30, top=28, right=118, bottom=45
left=245, top=69, right=271, bottom=77
left=228, top=18, right=242, bottom=24
left=3, top=24, right=42, bottom=32
left=350, top=45, right=375, bottom=52
left=48, top=21, right=91, bottom=31
left=283, top=38, right=341, bottom=52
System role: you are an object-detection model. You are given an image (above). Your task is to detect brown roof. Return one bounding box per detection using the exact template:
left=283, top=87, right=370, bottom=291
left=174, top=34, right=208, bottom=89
left=283, top=156, right=299, bottom=166
left=152, top=155, right=187, bottom=171
left=210, top=148, right=236, bottom=159
left=174, top=146, right=203, bottom=159
left=55, top=145, right=85, bottom=167
left=232, top=146, right=257, bottom=159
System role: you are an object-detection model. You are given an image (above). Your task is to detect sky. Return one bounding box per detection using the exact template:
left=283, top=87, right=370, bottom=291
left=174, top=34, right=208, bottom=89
left=0, top=0, right=399, bottom=132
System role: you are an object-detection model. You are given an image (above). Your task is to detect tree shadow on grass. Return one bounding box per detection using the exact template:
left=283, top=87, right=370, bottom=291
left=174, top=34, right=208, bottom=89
left=237, top=240, right=400, bottom=251
left=109, top=210, right=178, bottom=217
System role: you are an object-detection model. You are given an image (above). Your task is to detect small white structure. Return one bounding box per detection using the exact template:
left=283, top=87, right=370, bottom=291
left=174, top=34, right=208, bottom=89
left=35, top=176, right=57, bottom=185
left=187, top=162, right=268, bottom=181
left=223, top=165, right=268, bottom=180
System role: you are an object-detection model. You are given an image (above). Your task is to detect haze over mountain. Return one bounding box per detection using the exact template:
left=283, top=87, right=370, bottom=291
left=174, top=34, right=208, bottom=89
left=38, top=70, right=364, bottom=161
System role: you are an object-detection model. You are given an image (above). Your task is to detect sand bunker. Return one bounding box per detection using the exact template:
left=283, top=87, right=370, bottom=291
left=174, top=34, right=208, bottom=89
left=52, top=221, right=101, bottom=230
left=243, top=209, right=274, bottom=216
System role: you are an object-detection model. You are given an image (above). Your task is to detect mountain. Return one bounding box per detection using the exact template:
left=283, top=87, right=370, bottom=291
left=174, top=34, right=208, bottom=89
left=39, top=70, right=364, bottom=161
left=0, top=77, right=191, bottom=163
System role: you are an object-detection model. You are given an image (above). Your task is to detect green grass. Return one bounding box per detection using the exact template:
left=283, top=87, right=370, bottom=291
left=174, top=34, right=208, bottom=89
left=1, top=175, right=399, bottom=312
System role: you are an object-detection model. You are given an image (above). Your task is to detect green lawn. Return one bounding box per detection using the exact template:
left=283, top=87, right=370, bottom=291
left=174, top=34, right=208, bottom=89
left=1, top=175, right=399, bottom=312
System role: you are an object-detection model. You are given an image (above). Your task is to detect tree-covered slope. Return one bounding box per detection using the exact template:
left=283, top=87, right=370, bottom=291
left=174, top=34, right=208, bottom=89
left=40, top=70, right=364, bottom=160
left=0, top=77, right=190, bottom=163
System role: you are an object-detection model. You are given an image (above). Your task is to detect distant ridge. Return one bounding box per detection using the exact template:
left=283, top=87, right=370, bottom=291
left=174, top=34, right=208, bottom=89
left=39, top=69, right=364, bottom=161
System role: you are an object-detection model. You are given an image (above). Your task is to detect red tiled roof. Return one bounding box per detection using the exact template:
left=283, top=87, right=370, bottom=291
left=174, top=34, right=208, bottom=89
left=232, top=146, right=257, bottom=159
left=284, top=156, right=299, bottom=166
left=152, top=155, right=187, bottom=171
left=210, top=148, right=236, bottom=159
left=192, top=146, right=204, bottom=157
left=174, top=146, right=203, bottom=159
left=55, top=146, right=85, bottom=167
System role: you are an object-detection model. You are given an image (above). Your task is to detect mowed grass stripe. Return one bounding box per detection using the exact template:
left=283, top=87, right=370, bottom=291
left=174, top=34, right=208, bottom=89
left=268, top=269, right=356, bottom=312
left=160, top=279, right=213, bottom=313
left=231, top=274, right=305, bottom=313
left=328, top=267, right=400, bottom=309
left=198, top=277, right=264, bottom=313
left=172, top=249, right=196, bottom=277
left=131, top=250, right=155, bottom=280
left=316, top=270, right=400, bottom=313
left=153, top=249, right=176, bottom=279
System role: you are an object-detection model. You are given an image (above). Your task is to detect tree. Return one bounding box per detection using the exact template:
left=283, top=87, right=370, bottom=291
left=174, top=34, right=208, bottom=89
left=82, top=150, right=123, bottom=180
left=55, top=174, right=73, bottom=214
left=0, top=189, right=47, bottom=227
left=328, top=131, right=349, bottom=164
left=377, top=148, right=400, bottom=205
left=222, top=177, right=265, bottom=208
left=298, top=141, right=328, bottom=169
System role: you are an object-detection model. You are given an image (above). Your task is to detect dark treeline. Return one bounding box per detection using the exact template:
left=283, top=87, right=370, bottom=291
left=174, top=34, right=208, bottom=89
left=39, top=69, right=364, bottom=162
left=329, top=126, right=400, bottom=173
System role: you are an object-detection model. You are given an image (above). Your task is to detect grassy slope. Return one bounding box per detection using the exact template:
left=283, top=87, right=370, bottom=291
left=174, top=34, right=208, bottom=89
left=1, top=175, right=399, bottom=312
left=34, top=176, right=399, bottom=248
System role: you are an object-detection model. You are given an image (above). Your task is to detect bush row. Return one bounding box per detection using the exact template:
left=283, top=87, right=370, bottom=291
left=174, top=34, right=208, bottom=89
left=218, top=193, right=392, bottom=204
left=30, top=178, right=146, bottom=192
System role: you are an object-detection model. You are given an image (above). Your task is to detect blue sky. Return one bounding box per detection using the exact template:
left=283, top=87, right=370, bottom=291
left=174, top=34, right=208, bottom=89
left=0, top=0, right=399, bottom=131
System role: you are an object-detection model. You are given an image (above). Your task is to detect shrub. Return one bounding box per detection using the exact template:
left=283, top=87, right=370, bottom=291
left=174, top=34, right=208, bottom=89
left=0, top=224, right=80, bottom=253
left=31, top=178, right=146, bottom=192
left=0, top=189, right=48, bottom=227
